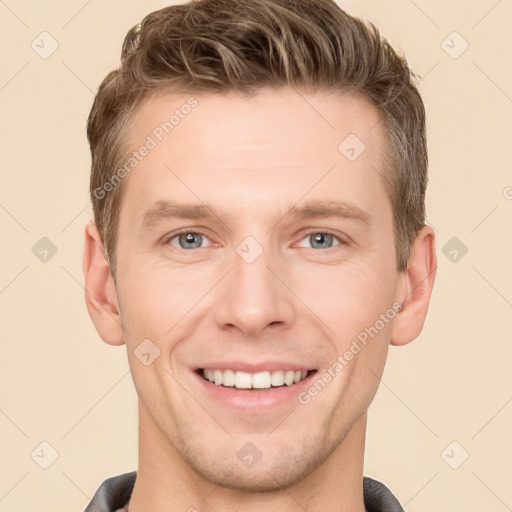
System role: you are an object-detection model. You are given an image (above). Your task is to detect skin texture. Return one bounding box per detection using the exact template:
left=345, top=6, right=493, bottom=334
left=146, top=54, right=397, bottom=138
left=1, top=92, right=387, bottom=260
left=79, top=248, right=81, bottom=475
left=83, top=87, right=436, bottom=512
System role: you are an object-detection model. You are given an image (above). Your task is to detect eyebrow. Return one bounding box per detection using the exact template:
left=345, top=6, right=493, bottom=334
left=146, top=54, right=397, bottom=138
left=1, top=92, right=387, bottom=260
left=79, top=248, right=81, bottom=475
left=140, top=199, right=371, bottom=228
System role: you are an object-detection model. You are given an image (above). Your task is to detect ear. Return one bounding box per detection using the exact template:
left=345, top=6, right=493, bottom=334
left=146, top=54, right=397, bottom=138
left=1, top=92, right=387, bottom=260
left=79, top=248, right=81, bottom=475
left=390, top=225, right=437, bottom=346
left=82, top=221, right=125, bottom=346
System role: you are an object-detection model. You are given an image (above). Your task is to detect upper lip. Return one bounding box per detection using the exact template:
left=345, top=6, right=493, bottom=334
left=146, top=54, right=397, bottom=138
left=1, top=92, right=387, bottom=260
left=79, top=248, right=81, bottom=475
left=195, top=361, right=315, bottom=373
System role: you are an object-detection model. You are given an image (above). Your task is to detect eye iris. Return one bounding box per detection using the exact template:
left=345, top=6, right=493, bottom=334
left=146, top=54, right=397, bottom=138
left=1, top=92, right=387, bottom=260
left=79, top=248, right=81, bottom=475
left=179, top=232, right=202, bottom=249
left=310, top=233, right=333, bottom=249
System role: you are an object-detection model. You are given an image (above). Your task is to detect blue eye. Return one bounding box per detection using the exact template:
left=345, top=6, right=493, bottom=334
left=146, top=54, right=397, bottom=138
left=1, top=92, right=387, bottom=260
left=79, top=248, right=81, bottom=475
left=297, top=231, right=343, bottom=249
left=165, top=230, right=346, bottom=251
left=168, top=232, right=210, bottom=249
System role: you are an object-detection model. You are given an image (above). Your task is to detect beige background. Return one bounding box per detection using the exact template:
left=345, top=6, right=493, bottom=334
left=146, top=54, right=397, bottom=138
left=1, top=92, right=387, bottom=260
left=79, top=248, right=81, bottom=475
left=1, top=0, right=511, bottom=510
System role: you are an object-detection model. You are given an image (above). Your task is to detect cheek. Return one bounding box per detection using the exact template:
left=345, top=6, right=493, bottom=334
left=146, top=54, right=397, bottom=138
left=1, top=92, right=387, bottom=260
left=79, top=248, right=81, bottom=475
left=116, top=259, right=214, bottom=343
left=296, top=257, right=396, bottom=337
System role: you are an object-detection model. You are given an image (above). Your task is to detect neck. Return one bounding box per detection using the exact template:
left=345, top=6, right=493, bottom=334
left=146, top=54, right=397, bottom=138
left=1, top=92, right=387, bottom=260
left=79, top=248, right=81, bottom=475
left=127, top=399, right=367, bottom=512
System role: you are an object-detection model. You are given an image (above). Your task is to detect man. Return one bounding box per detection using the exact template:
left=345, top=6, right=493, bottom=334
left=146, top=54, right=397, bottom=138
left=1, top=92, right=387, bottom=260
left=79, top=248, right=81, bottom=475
left=82, top=0, right=436, bottom=510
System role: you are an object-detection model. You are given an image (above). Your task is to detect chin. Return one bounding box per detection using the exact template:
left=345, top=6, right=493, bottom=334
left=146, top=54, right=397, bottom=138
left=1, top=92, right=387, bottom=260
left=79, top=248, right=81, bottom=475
left=180, top=439, right=330, bottom=493
left=193, top=461, right=308, bottom=492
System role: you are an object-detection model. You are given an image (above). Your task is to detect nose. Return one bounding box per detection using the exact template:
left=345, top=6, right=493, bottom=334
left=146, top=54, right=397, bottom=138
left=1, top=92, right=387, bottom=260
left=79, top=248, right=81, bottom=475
left=214, top=241, right=296, bottom=337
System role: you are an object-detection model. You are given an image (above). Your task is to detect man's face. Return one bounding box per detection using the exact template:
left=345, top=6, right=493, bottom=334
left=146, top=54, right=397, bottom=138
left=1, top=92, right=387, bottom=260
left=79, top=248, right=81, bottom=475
left=113, top=88, right=404, bottom=490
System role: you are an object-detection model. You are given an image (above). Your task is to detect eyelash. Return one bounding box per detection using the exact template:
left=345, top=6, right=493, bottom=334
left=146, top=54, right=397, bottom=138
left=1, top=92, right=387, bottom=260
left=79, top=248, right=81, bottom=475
left=164, top=228, right=348, bottom=249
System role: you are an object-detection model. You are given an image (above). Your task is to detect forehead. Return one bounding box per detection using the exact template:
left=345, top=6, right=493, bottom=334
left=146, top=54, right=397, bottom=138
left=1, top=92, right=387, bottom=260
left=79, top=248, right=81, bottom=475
left=119, top=87, right=389, bottom=224
left=126, top=87, right=383, bottom=163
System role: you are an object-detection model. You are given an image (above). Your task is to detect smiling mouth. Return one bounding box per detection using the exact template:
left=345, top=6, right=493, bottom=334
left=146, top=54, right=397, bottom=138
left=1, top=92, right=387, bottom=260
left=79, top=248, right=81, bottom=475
left=195, top=368, right=317, bottom=390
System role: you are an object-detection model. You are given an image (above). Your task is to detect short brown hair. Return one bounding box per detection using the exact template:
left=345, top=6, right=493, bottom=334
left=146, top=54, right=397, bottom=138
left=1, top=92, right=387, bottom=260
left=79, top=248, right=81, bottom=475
left=87, top=0, right=427, bottom=276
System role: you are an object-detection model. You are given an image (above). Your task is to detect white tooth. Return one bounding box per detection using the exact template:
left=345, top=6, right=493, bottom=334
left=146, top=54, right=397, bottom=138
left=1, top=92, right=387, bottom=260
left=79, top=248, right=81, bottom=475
left=214, top=369, right=223, bottom=385
left=235, top=371, right=252, bottom=389
left=205, top=368, right=309, bottom=388
left=284, top=370, right=295, bottom=385
left=252, top=371, right=271, bottom=389
left=223, top=369, right=235, bottom=387
left=271, top=370, right=285, bottom=386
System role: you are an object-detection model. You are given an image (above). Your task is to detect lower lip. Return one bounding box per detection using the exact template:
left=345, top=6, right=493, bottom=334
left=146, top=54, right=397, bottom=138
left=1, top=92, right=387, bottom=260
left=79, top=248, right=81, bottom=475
left=193, top=370, right=317, bottom=411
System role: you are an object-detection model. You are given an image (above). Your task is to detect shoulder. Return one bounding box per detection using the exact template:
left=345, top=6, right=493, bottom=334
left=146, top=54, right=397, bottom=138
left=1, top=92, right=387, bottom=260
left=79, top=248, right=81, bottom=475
left=84, top=471, right=137, bottom=512
left=363, top=476, right=404, bottom=512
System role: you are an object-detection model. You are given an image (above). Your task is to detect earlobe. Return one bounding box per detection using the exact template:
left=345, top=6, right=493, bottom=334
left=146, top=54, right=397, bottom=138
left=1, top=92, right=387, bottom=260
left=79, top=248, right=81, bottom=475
left=390, top=225, right=437, bottom=346
left=82, top=221, right=125, bottom=346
